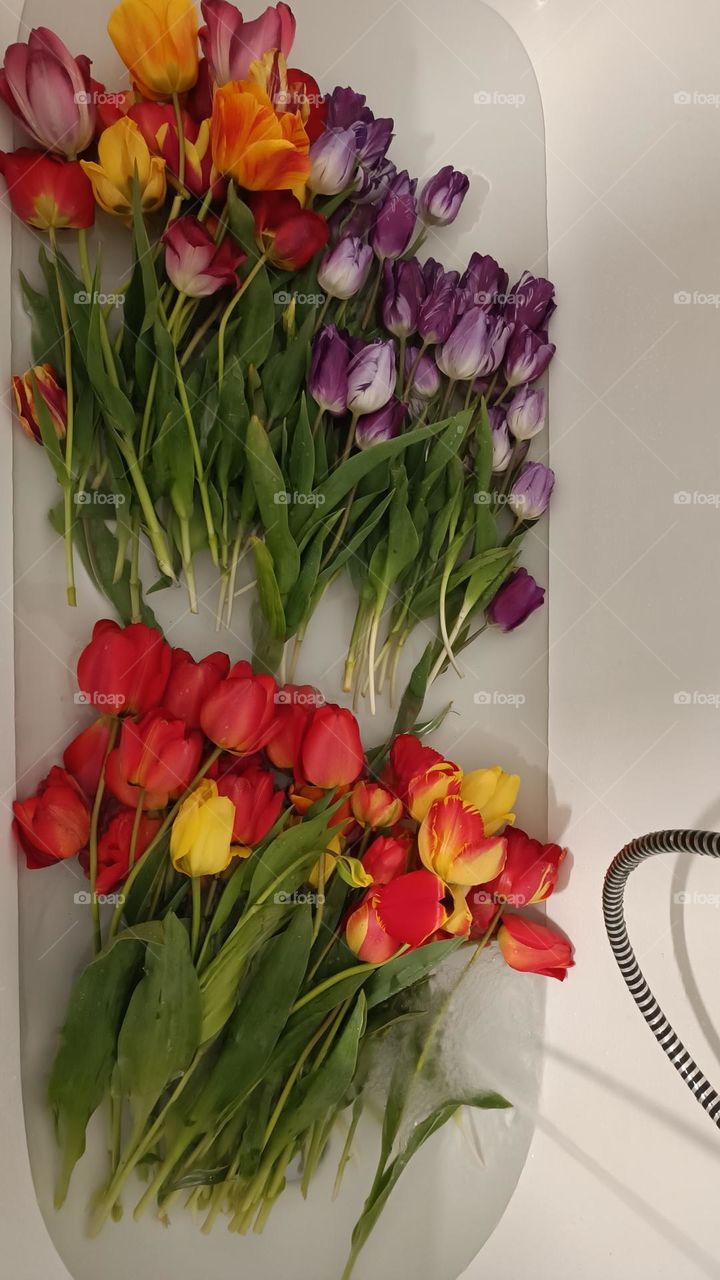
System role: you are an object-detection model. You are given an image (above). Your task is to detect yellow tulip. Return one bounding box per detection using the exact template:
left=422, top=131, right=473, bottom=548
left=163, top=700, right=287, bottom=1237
left=80, top=118, right=166, bottom=219
left=170, top=779, right=235, bottom=878
left=108, top=0, right=199, bottom=99
left=460, top=766, right=520, bottom=836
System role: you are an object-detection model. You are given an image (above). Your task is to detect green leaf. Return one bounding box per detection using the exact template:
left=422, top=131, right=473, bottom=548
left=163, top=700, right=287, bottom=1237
left=250, top=536, right=286, bottom=672
left=48, top=936, right=145, bottom=1207
left=262, top=310, right=315, bottom=423
left=287, top=393, right=315, bottom=505
left=116, top=914, right=201, bottom=1138
left=366, top=938, right=463, bottom=1009
left=226, top=185, right=261, bottom=263
left=20, top=267, right=63, bottom=368
left=245, top=414, right=300, bottom=593
left=131, top=173, right=160, bottom=333
left=31, top=370, right=67, bottom=485
left=198, top=903, right=289, bottom=1043
left=247, top=808, right=335, bottom=905
left=228, top=261, right=275, bottom=368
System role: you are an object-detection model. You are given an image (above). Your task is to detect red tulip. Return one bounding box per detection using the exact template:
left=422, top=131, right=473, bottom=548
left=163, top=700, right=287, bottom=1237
left=351, top=780, right=403, bottom=829
left=0, top=149, right=94, bottom=229
left=482, top=827, right=566, bottom=907
left=77, top=619, right=172, bottom=716
left=80, top=808, right=162, bottom=894
left=12, top=364, right=67, bottom=443
left=264, top=685, right=321, bottom=771
left=128, top=101, right=224, bottom=199
left=249, top=190, right=329, bottom=270
left=384, top=733, right=445, bottom=805
left=199, top=661, right=279, bottom=753
left=163, top=647, right=230, bottom=728
left=497, top=914, right=574, bottom=981
left=13, top=766, right=90, bottom=869
left=346, top=869, right=447, bottom=962
left=362, top=832, right=412, bottom=884
left=63, top=717, right=113, bottom=796
left=216, top=765, right=284, bottom=845
left=283, top=67, right=326, bottom=142
left=466, top=887, right=500, bottom=938
left=104, top=710, right=204, bottom=809
left=300, top=704, right=364, bottom=788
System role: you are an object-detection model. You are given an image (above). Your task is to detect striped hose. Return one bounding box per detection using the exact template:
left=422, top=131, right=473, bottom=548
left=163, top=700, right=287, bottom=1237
left=603, top=829, right=720, bottom=1128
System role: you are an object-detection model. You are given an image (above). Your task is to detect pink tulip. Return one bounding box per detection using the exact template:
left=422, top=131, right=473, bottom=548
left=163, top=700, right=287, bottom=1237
left=0, top=28, right=95, bottom=158
left=200, top=1, right=296, bottom=87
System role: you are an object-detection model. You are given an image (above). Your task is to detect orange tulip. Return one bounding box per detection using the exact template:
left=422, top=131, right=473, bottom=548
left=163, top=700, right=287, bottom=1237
left=210, top=79, right=309, bottom=195
left=108, top=0, right=199, bottom=100
left=497, top=914, right=574, bottom=981
left=351, top=780, right=403, bottom=829
left=418, top=796, right=507, bottom=886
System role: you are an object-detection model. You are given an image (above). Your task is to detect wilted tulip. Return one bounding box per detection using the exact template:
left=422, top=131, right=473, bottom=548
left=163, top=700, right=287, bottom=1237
left=506, top=385, right=546, bottom=441
left=506, top=271, right=555, bottom=331
left=488, top=568, right=545, bottom=631
left=355, top=397, right=406, bottom=448
left=418, top=796, right=507, bottom=886
left=419, top=164, right=469, bottom=226
left=460, top=766, right=520, bottom=836
left=370, top=169, right=417, bottom=260
left=498, top=913, right=574, bottom=980
left=317, top=236, right=373, bottom=300
left=347, top=340, right=396, bottom=415
left=13, top=766, right=90, bottom=870
left=308, top=325, right=350, bottom=416
left=509, top=462, right=555, bottom=521
left=504, top=324, right=555, bottom=387
left=12, top=364, right=67, bottom=443
left=308, top=126, right=357, bottom=195
left=163, top=216, right=245, bottom=297
left=301, top=704, right=364, bottom=787
left=437, top=308, right=514, bottom=382
left=170, top=779, right=236, bottom=878
left=200, top=661, right=279, bottom=754
left=0, top=151, right=94, bottom=231
left=0, top=28, right=95, bottom=157
left=381, top=258, right=425, bottom=338
left=163, top=648, right=230, bottom=729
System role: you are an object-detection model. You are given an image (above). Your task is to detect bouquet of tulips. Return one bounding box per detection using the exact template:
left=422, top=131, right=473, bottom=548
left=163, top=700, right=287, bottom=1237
left=3, top=0, right=556, bottom=710
left=13, top=619, right=573, bottom=1274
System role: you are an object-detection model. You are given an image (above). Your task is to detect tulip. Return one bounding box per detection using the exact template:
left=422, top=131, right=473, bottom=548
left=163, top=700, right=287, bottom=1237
left=461, top=253, right=508, bottom=308
left=0, top=150, right=94, bottom=232
left=371, top=170, right=417, bottom=260
left=87, top=809, right=162, bottom=894
left=437, top=308, right=514, bottom=382
left=63, top=718, right=113, bottom=796
left=488, top=568, right=545, bottom=632
left=406, top=759, right=463, bottom=823
left=354, top=156, right=396, bottom=206
left=282, top=66, right=326, bottom=142
left=93, top=81, right=133, bottom=132
left=347, top=340, right=396, bottom=416
left=211, top=80, right=309, bottom=194
left=382, top=258, right=425, bottom=339
left=108, top=0, right=199, bottom=99
left=128, top=103, right=224, bottom=200
left=482, top=826, right=566, bottom=907
left=385, top=733, right=445, bottom=805
left=355, top=397, right=407, bottom=448
left=509, top=462, right=555, bottom=521
left=467, top=888, right=500, bottom=938
left=403, top=345, right=440, bottom=400
left=490, top=412, right=513, bottom=472
left=317, top=237, right=373, bottom=301
left=216, top=765, right=284, bottom=845
left=418, top=795, right=507, bottom=886
left=351, top=781, right=403, bottom=829
left=504, top=323, right=556, bottom=387
left=80, top=117, right=166, bottom=218
left=77, top=619, right=172, bottom=716
left=0, top=28, right=95, bottom=157
left=105, top=709, right=204, bottom=809
left=291, top=783, right=353, bottom=835
left=506, top=271, right=555, bottom=331
left=12, top=364, right=67, bottom=443
left=325, top=86, right=371, bottom=129
left=460, top=766, right=519, bottom=836
left=419, top=165, right=469, bottom=227
left=300, top=704, right=364, bottom=788
left=200, top=0, right=296, bottom=86
left=362, top=832, right=412, bottom=884
left=170, top=779, right=236, bottom=877
left=200, top=662, right=279, bottom=753
left=308, top=127, right=357, bottom=195
left=162, top=216, right=245, bottom=297
left=497, top=913, right=574, bottom=980
left=506, top=385, right=546, bottom=442
left=13, top=766, right=90, bottom=870
left=346, top=869, right=447, bottom=961
left=308, top=325, right=349, bottom=417
left=249, top=189, right=329, bottom=269
left=163, top=648, right=230, bottom=728
left=416, top=274, right=458, bottom=345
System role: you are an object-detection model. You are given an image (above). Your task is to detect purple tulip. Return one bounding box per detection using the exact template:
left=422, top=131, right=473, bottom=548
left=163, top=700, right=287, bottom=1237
left=488, top=569, right=545, bottom=631
left=504, top=324, right=556, bottom=388
left=330, top=201, right=374, bottom=241
left=357, top=117, right=394, bottom=165
left=437, top=308, right=514, bottom=382
left=417, top=274, right=459, bottom=344
left=355, top=397, right=407, bottom=448
left=308, top=127, right=358, bottom=196
left=0, top=27, right=95, bottom=157
left=489, top=409, right=513, bottom=471
left=509, top=462, right=555, bottom=521
left=347, top=340, right=396, bottom=415
left=325, top=86, right=373, bottom=129
left=419, top=165, right=470, bottom=227
left=404, top=344, right=440, bottom=399
left=318, top=236, right=373, bottom=300
left=371, top=170, right=417, bottom=260
left=461, top=253, right=509, bottom=308
left=308, top=325, right=350, bottom=416
left=354, top=157, right=397, bottom=206
left=382, top=258, right=425, bottom=338
left=506, top=385, right=546, bottom=441
left=506, top=271, right=556, bottom=331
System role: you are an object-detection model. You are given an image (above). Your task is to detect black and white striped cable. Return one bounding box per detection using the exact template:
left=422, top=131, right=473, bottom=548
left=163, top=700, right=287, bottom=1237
left=603, top=829, right=720, bottom=1129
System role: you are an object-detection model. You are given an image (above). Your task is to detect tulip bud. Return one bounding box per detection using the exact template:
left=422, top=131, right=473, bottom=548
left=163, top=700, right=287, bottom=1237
left=308, top=324, right=350, bottom=416
left=80, top=118, right=166, bottom=219
left=406, top=759, right=462, bottom=822
left=105, top=710, right=204, bottom=810
left=200, top=663, right=279, bottom=754
left=88, top=809, right=162, bottom=894
left=418, top=796, right=507, bottom=885
left=362, top=832, right=413, bottom=883
left=504, top=324, right=555, bottom=388
left=488, top=568, right=545, bottom=632
left=170, top=779, right=236, bottom=878
left=317, top=236, right=373, bottom=300
left=489, top=410, right=513, bottom=472
left=419, top=165, right=469, bottom=227
left=12, top=364, right=67, bottom=443
left=77, top=619, right=172, bottom=716
left=385, top=733, right=444, bottom=804
left=506, top=385, right=546, bottom=442
left=351, top=780, right=403, bottom=829
left=381, top=258, right=425, bottom=338
left=163, top=216, right=245, bottom=298
left=163, top=648, right=230, bottom=729
left=200, top=0, right=295, bottom=86
left=109, top=0, right=199, bottom=98
left=308, top=126, right=357, bottom=195
left=505, top=271, right=555, bottom=332
left=370, top=169, right=417, bottom=260
left=216, top=766, right=284, bottom=845
left=355, top=397, right=406, bottom=448
left=347, top=340, right=396, bottom=416
left=498, top=913, right=574, bottom=980
left=346, top=869, right=447, bottom=960
left=437, top=308, right=514, bottom=382
left=0, top=150, right=94, bottom=231
left=250, top=190, right=329, bottom=270
left=509, top=462, right=555, bottom=521
left=63, top=718, right=113, bottom=796
left=460, top=766, right=520, bottom=836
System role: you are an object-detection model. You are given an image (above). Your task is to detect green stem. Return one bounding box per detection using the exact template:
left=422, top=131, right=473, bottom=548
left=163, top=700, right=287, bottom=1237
left=129, top=510, right=141, bottom=622
left=50, top=229, right=76, bottom=607
left=87, top=718, right=120, bottom=953
left=217, top=253, right=269, bottom=387
left=172, top=353, right=219, bottom=567
left=128, top=788, right=145, bottom=868
left=115, top=433, right=175, bottom=579
left=191, top=877, right=202, bottom=958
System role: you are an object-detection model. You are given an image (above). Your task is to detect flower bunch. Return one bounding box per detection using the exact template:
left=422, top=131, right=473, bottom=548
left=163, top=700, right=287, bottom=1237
left=14, top=620, right=572, bottom=1270
left=3, top=0, right=555, bottom=710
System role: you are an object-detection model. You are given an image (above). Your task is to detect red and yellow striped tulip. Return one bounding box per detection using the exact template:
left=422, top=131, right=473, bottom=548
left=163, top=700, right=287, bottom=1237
left=418, top=795, right=507, bottom=886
